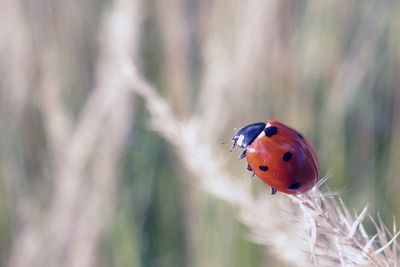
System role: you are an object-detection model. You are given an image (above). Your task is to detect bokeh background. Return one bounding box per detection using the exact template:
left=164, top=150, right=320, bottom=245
left=1, top=0, right=400, bottom=266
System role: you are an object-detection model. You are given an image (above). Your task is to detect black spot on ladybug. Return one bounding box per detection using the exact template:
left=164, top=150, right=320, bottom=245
left=264, top=126, right=278, bottom=137
left=288, top=182, right=301, bottom=190
left=298, top=133, right=304, bottom=139
left=283, top=152, right=292, bottom=162
left=259, top=165, right=268, bottom=172
left=247, top=165, right=252, bottom=171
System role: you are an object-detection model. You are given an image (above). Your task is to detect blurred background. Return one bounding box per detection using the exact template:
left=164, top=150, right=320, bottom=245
left=1, top=0, right=400, bottom=266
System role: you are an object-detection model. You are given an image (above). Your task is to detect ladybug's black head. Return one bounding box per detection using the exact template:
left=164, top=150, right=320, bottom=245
left=230, top=122, right=266, bottom=150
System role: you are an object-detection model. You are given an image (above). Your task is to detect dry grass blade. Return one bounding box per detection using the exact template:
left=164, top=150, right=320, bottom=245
left=6, top=0, right=140, bottom=266
left=125, top=64, right=400, bottom=266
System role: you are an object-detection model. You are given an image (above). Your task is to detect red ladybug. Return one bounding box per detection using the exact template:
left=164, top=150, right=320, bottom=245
left=230, top=120, right=319, bottom=195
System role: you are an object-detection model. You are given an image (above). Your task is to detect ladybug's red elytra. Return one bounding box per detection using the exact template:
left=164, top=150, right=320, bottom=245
left=230, top=120, right=319, bottom=195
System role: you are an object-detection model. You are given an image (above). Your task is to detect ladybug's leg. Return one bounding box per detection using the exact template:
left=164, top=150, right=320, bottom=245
left=246, top=165, right=256, bottom=178
left=270, top=187, right=277, bottom=195
left=229, top=141, right=236, bottom=152
left=238, top=149, right=246, bottom=160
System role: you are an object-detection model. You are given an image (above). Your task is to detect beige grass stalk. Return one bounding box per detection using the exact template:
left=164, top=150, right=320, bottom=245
left=6, top=0, right=140, bottom=266
left=123, top=63, right=400, bottom=266
left=43, top=1, right=140, bottom=266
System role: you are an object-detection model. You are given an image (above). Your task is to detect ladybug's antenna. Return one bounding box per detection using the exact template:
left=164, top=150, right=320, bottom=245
left=229, top=140, right=236, bottom=152
left=229, top=127, right=239, bottom=152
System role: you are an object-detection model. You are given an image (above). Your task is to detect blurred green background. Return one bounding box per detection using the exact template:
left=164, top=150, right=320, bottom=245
left=1, top=0, right=400, bottom=266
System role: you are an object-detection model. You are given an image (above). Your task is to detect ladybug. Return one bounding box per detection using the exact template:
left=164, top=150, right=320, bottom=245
left=230, top=120, right=319, bottom=195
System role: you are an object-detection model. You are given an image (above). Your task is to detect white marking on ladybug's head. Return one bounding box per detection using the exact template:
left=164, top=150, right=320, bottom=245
left=236, top=135, right=245, bottom=147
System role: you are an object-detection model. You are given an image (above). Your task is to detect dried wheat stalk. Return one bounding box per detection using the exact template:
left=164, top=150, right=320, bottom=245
left=123, top=64, right=400, bottom=266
